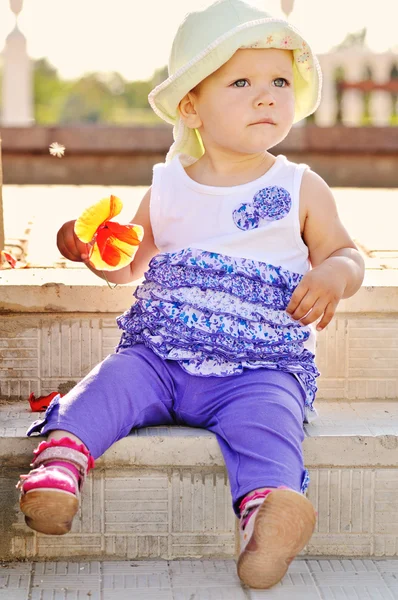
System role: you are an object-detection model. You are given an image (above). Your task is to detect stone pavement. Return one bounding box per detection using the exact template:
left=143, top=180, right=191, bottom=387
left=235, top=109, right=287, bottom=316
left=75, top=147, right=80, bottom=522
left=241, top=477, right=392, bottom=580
left=2, top=558, right=398, bottom=599
left=2, top=185, right=398, bottom=270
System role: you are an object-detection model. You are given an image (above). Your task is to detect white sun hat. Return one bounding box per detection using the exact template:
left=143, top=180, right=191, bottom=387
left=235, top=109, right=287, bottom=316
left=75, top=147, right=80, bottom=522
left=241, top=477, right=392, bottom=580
left=148, top=0, right=322, bottom=164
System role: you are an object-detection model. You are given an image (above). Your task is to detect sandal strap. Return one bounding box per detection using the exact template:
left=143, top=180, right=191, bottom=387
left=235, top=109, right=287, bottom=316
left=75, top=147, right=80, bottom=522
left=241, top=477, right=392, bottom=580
left=45, top=465, right=81, bottom=496
left=31, top=446, right=89, bottom=480
left=17, top=464, right=81, bottom=498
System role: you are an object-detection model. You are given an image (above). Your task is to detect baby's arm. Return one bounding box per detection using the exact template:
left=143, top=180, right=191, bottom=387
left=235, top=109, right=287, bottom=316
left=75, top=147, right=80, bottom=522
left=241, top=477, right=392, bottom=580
left=57, top=187, right=159, bottom=284
left=286, top=171, right=365, bottom=331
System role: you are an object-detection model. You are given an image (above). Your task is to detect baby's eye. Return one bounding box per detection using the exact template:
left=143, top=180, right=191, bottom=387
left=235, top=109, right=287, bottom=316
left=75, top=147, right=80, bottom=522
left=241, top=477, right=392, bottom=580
left=273, top=77, right=290, bottom=88
left=232, top=79, right=249, bottom=88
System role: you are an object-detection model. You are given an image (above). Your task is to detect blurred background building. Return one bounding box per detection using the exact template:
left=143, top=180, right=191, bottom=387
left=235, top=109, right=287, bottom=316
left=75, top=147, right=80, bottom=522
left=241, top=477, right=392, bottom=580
left=1, top=0, right=397, bottom=128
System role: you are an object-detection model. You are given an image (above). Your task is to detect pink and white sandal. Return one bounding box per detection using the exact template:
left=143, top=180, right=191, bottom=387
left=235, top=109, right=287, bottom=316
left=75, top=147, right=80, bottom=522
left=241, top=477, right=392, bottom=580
left=237, top=487, right=316, bottom=589
left=17, top=437, right=94, bottom=535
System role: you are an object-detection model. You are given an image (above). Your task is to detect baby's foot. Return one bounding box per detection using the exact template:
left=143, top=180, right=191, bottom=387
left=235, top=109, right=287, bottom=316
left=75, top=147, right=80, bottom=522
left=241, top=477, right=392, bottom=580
left=17, top=437, right=94, bottom=535
left=237, top=488, right=316, bottom=589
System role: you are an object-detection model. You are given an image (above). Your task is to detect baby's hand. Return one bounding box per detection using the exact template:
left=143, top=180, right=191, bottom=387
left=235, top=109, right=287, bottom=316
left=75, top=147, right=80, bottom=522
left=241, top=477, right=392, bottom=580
left=286, top=262, right=346, bottom=331
left=57, top=220, right=91, bottom=263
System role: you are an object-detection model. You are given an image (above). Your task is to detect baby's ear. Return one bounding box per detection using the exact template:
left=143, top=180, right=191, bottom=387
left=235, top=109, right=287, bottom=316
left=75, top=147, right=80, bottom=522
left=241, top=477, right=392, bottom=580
left=178, top=93, right=202, bottom=129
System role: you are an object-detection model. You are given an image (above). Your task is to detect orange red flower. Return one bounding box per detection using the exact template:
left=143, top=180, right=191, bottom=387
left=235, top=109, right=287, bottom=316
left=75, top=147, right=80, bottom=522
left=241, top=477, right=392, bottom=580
left=74, top=195, right=144, bottom=271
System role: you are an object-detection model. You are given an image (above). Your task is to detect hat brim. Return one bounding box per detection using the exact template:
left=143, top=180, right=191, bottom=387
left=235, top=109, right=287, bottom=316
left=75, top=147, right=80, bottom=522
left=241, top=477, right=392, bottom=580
left=149, top=17, right=322, bottom=126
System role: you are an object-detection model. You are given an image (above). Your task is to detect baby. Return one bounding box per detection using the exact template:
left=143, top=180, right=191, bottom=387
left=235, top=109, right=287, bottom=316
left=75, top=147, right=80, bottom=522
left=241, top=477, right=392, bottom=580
left=19, top=0, right=364, bottom=589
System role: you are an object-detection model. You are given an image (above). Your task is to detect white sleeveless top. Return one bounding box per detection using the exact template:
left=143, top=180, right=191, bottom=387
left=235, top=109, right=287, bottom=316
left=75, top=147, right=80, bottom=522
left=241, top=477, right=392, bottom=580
left=151, top=153, right=310, bottom=274
left=117, top=153, right=319, bottom=421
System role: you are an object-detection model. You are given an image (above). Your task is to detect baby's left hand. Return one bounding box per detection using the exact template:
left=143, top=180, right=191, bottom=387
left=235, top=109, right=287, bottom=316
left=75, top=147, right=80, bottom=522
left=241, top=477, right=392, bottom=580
left=286, top=262, right=346, bottom=331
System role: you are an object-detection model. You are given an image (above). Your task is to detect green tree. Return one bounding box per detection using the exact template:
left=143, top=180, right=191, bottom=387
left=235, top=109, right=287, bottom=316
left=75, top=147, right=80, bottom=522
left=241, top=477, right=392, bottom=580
left=31, top=58, right=169, bottom=125
left=124, top=80, right=152, bottom=109
left=60, top=74, right=116, bottom=123
left=150, top=66, right=168, bottom=88
left=33, top=58, right=70, bottom=124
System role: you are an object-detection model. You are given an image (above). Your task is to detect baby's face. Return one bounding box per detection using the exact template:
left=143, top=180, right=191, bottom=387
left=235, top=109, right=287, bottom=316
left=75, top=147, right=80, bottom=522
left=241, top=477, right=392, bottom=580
left=183, top=48, right=295, bottom=155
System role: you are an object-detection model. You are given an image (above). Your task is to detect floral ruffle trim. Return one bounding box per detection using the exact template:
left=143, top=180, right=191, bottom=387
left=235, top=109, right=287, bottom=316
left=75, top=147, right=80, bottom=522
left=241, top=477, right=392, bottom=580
left=121, top=298, right=309, bottom=349
left=118, top=305, right=314, bottom=360
left=138, top=281, right=297, bottom=326
left=148, top=247, right=303, bottom=293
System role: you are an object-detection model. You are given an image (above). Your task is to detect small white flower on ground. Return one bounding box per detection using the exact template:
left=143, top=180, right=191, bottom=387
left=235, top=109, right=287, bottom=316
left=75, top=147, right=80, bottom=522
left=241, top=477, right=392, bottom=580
left=49, top=142, right=65, bottom=158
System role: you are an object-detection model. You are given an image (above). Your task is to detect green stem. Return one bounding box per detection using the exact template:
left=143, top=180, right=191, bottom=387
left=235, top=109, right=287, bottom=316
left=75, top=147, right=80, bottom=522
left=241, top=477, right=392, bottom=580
left=101, top=271, right=118, bottom=289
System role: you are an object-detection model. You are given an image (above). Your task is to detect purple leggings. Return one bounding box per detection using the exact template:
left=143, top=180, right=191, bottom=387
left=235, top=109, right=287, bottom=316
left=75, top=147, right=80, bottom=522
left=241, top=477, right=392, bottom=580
left=28, top=345, right=308, bottom=514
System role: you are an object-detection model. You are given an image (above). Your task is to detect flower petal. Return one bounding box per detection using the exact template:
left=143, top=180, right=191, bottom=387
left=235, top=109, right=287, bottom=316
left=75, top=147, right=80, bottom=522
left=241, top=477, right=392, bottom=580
left=89, top=229, right=141, bottom=271
left=89, top=243, right=115, bottom=271
left=95, top=227, right=113, bottom=259
left=105, top=221, right=144, bottom=245
left=74, top=195, right=123, bottom=243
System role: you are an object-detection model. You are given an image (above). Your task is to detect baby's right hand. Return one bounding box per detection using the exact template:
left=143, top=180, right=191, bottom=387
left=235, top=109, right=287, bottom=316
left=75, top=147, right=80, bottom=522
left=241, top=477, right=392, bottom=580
left=57, top=220, right=91, bottom=263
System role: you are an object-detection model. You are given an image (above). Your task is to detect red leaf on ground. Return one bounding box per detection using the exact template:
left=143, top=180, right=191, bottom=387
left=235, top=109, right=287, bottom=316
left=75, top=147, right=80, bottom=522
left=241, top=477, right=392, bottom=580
left=28, top=392, right=63, bottom=412
left=1, top=250, right=17, bottom=268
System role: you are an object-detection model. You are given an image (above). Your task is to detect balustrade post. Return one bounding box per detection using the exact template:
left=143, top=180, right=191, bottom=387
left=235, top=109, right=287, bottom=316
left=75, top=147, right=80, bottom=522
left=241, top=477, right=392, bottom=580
left=340, top=50, right=366, bottom=126
left=369, top=53, right=394, bottom=126
left=314, top=54, right=338, bottom=126
left=2, top=0, right=34, bottom=126
left=281, top=0, right=295, bottom=17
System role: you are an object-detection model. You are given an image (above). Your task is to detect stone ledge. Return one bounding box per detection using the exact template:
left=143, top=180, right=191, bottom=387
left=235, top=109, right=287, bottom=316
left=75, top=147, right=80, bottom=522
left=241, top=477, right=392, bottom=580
left=1, top=268, right=398, bottom=314
left=2, top=400, right=398, bottom=469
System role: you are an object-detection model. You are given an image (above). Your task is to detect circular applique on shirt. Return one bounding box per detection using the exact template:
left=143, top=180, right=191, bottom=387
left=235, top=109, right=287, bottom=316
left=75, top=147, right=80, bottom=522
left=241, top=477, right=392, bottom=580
left=233, top=186, right=292, bottom=231
left=232, top=202, right=260, bottom=231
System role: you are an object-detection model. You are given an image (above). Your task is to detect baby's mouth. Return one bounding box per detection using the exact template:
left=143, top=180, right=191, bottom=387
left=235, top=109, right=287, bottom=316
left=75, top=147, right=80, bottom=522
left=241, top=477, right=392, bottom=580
left=250, top=119, right=276, bottom=126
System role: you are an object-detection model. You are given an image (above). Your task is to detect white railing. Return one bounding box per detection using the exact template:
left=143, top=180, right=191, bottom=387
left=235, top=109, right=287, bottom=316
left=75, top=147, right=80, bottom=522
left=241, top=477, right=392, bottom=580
left=315, top=49, right=398, bottom=127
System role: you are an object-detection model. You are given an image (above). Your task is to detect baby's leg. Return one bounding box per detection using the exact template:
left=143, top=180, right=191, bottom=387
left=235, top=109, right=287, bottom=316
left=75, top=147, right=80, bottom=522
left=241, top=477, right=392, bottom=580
left=47, top=431, right=84, bottom=443
left=18, top=345, right=177, bottom=535
left=199, top=368, right=315, bottom=589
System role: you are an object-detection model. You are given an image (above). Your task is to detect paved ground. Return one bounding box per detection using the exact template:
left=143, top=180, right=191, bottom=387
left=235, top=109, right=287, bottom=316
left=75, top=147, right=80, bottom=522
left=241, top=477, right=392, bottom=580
left=2, top=185, right=398, bottom=270
left=2, top=558, right=398, bottom=599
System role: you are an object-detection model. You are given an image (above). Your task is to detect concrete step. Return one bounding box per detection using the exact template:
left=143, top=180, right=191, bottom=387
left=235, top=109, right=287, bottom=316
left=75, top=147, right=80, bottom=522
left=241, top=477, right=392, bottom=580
left=2, top=558, right=398, bottom=599
left=1, top=269, right=398, bottom=403
left=1, top=399, right=398, bottom=562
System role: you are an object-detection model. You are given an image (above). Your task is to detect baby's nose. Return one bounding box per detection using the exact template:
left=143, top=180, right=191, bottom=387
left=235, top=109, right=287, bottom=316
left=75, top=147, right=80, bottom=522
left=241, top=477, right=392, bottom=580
left=255, top=89, right=276, bottom=106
